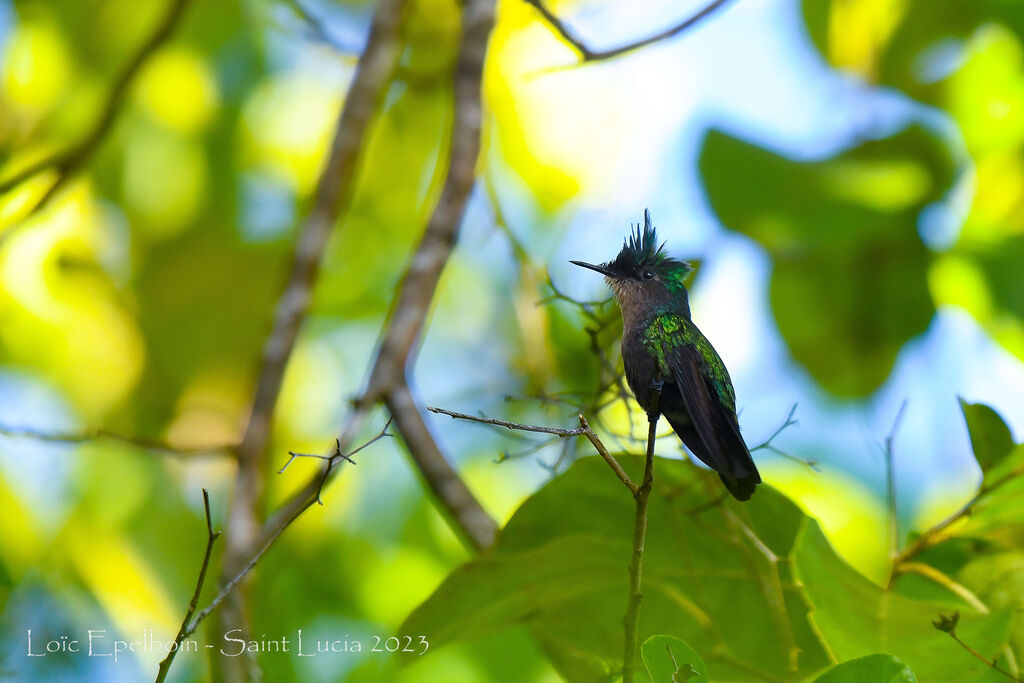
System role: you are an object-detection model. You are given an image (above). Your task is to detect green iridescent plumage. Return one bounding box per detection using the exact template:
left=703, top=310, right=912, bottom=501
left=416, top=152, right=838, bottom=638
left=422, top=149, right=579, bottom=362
left=642, top=313, right=736, bottom=410
left=570, top=210, right=760, bottom=501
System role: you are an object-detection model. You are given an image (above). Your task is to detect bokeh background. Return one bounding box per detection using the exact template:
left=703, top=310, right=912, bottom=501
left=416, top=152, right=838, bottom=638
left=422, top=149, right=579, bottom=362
left=1, top=0, right=1023, bottom=680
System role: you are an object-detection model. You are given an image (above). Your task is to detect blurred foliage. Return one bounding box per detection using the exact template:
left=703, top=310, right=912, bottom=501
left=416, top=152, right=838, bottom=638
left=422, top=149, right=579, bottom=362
left=700, top=125, right=953, bottom=396
left=811, top=654, right=917, bottom=683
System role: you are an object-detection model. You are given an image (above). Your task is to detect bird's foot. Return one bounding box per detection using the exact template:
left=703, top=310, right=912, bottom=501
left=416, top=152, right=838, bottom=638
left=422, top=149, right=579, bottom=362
left=650, top=378, right=664, bottom=393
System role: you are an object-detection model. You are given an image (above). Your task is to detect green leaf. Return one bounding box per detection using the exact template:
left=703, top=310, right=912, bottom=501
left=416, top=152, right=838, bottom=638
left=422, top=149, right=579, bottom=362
left=642, top=635, right=709, bottom=682
left=960, top=400, right=1015, bottom=473
left=699, top=125, right=954, bottom=397
left=402, top=456, right=830, bottom=681
left=812, top=654, right=917, bottom=682
left=794, top=522, right=1012, bottom=681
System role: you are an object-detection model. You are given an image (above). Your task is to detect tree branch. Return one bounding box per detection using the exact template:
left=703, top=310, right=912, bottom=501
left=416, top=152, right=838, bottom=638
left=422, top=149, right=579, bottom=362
left=0, top=0, right=191, bottom=225
left=622, top=390, right=659, bottom=683
left=0, top=424, right=234, bottom=458
left=155, top=489, right=220, bottom=683
left=884, top=400, right=907, bottom=568
left=215, top=0, right=407, bottom=677
left=522, top=0, right=735, bottom=65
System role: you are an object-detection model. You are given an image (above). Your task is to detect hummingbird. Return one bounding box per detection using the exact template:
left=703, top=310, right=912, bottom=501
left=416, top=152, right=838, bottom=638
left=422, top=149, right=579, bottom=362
left=571, top=210, right=760, bottom=500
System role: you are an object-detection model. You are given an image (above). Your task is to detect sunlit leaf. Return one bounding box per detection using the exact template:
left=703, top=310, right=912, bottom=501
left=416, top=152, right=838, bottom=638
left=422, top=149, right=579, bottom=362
left=960, top=400, right=1014, bottom=473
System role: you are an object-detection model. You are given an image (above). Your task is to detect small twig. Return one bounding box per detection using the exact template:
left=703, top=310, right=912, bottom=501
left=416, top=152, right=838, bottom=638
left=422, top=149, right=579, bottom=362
left=900, top=563, right=988, bottom=614
left=426, top=406, right=637, bottom=494
left=155, top=489, right=220, bottom=683
left=622, top=388, right=660, bottom=683
left=278, top=418, right=393, bottom=504
left=749, top=403, right=816, bottom=471
left=522, top=0, right=735, bottom=65
left=182, top=421, right=393, bottom=641
left=279, top=0, right=358, bottom=55
left=0, top=0, right=191, bottom=228
left=885, top=401, right=908, bottom=569
left=0, top=425, right=235, bottom=458
left=934, top=612, right=1021, bottom=681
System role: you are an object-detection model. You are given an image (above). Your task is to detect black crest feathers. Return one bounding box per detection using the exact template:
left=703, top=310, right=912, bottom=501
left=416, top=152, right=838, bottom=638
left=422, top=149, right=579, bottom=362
left=606, top=209, right=690, bottom=277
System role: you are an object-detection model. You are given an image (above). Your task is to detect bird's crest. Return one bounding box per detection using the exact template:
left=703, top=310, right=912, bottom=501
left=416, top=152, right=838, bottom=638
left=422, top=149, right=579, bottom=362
left=607, top=210, right=692, bottom=281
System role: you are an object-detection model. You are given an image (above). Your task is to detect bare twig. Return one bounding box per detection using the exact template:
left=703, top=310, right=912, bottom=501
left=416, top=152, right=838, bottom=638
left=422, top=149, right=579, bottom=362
left=622, top=390, right=660, bottom=683
left=279, top=0, right=358, bottom=55
left=750, top=403, right=815, bottom=471
left=214, top=0, right=407, bottom=676
left=0, top=425, right=234, bottom=458
left=523, top=0, right=735, bottom=65
left=885, top=401, right=908, bottom=568
left=278, top=418, right=393, bottom=504
left=425, top=406, right=637, bottom=494
left=155, top=489, right=220, bottom=683
left=180, top=423, right=393, bottom=645
left=0, top=0, right=191, bottom=226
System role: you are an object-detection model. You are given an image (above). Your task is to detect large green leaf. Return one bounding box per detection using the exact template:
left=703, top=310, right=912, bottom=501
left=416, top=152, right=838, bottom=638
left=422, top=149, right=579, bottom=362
left=402, top=456, right=830, bottom=681
left=794, top=523, right=1012, bottom=681
left=642, top=635, right=709, bottom=683
left=811, top=654, right=917, bottom=683
left=699, top=126, right=953, bottom=397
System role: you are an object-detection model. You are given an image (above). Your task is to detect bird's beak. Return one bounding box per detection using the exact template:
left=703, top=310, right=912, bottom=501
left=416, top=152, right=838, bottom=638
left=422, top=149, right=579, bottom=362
left=570, top=260, right=615, bottom=277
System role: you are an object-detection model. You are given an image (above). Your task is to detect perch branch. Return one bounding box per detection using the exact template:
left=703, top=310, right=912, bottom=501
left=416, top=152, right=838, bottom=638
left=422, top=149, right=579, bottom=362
left=0, top=0, right=191, bottom=224
left=622, top=388, right=660, bottom=683
left=522, top=0, right=734, bottom=64
left=155, top=489, right=220, bottom=683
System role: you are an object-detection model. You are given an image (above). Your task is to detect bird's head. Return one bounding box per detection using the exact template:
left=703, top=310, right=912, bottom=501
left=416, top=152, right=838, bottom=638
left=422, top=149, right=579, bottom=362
left=571, top=210, right=693, bottom=319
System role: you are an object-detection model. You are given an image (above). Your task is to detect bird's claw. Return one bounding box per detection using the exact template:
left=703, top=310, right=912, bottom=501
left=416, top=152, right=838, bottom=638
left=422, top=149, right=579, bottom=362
left=650, top=378, right=664, bottom=393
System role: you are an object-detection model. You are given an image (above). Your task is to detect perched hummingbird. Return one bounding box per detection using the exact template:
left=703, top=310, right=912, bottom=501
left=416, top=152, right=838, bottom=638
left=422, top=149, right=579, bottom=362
left=571, top=211, right=760, bottom=500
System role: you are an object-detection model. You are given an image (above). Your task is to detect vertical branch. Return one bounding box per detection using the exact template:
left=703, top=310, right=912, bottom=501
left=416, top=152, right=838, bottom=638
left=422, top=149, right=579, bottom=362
left=622, top=390, right=660, bottom=683
left=885, top=401, right=907, bottom=572
left=155, top=489, right=219, bottom=683
left=215, top=0, right=407, bottom=678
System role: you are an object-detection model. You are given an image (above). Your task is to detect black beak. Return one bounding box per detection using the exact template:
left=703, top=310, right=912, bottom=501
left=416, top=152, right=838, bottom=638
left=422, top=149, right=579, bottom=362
left=570, top=260, right=615, bottom=277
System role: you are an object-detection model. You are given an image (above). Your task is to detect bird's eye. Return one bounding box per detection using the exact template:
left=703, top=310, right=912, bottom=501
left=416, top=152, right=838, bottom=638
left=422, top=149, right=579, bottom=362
left=641, top=270, right=655, bottom=280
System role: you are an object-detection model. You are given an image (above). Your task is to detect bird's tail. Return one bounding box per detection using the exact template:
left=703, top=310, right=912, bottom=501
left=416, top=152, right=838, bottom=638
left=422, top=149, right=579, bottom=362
left=664, top=412, right=761, bottom=502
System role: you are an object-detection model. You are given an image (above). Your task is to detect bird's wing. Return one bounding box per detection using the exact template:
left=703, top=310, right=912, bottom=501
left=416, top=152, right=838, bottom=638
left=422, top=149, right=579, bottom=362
left=663, top=324, right=759, bottom=499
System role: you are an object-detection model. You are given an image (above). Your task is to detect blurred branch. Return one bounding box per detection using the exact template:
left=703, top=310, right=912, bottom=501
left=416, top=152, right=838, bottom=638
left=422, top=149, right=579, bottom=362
left=750, top=403, right=817, bottom=471
left=279, top=0, right=359, bottom=56
left=428, top=406, right=636, bottom=493
left=622, top=393, right=659, bottom=683
left=215, top=0, right=407, bottom=677
left=155, top=489, right=220, bottom=683
left=0, top=0, right=191, bottom=226
left=250, top=0, right=500, bottom=557
left=0, top=424, right=234, bottom=458
left=900, top=563, right=988, bottom=614
left=884, top=401, right=907, bottom=568
left=891, top=457, right=1024, bottom=580
left=523, top=0, right=734, bottom=65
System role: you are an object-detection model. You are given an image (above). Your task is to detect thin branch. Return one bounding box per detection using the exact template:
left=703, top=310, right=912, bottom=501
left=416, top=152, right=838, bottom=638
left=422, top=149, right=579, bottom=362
left=214, top=0, right=407, bottom=676
left=278, top=418, right=393, bottom=505
left=0, top=425, right=234, bottom=458
left=522, top=0, right=735, bottom=65
left=181, top=422, right=393, bottom=642
left=749, top=403, right=816, bottom=471
left=155, top=489, right=220, bottom=683
left=900, top=563, right=988, bottom=614
left=885, top=400, right=908, bottom=568
left=0, top=0, right=191, bottom=226
left=279, top=0, right=359, bottom=55
left=622, top=390, right=660, bottom=683
left=425, top=405, right=637, bottom=494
